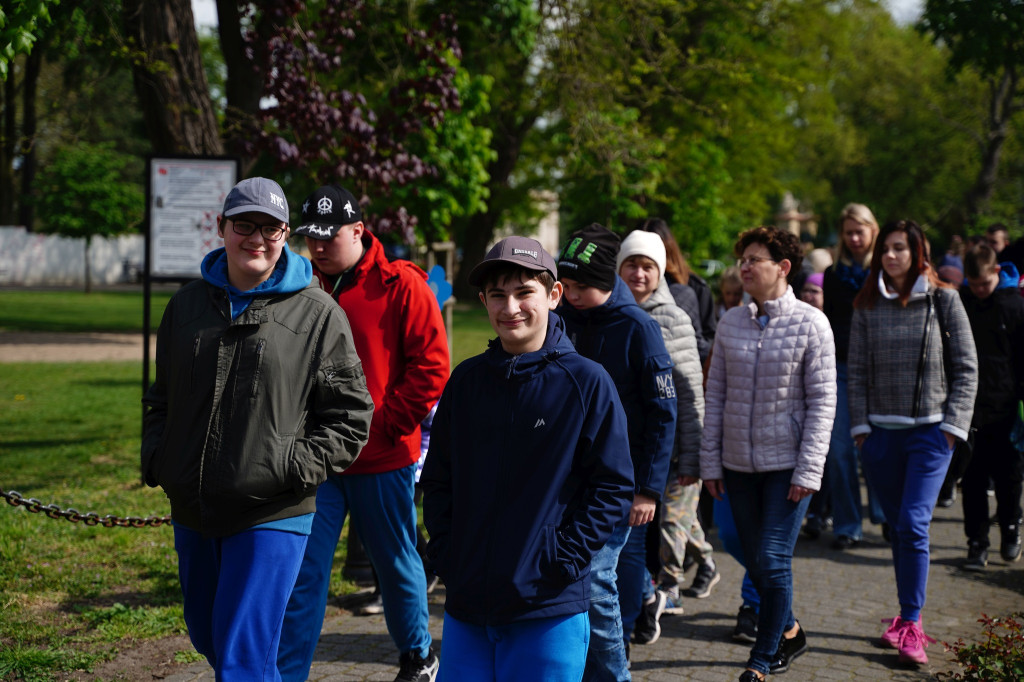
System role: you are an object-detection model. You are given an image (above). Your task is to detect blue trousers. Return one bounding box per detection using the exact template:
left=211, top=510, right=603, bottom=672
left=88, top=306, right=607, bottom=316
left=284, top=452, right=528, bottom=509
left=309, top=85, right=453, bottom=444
left=713, top=492, right=759, bottom=610
left=582, top=522, right=630, bottom=682
left=174, top=525, right=307, bottom=682
left=724, top=469, right=808, bottom=676
left=616, top=521, right=648, bottom=642
left=860, top=424, right=952, bottom=623
left=278, top=466, right=431, bottom=681
left=439, top=612, right=589, bottom=682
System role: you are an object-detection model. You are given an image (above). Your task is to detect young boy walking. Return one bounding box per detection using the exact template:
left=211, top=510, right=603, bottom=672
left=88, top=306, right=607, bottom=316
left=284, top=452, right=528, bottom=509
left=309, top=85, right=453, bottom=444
left=557, top=223, right=678, bottom=680
left=421, top=236, right=635, bottom=681
left=959, top=243, right=1024, bottom=569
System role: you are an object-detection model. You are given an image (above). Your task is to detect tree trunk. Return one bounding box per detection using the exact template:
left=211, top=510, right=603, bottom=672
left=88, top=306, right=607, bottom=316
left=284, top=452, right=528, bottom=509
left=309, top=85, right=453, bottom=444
left=965, top=68, right=1019, bottom=221
left=17, top=45, right=42, bottom=230
left=122, top=0, right=223, bottom=155
left=215, top=0, right=268, bottom=175
left=1, top=71, right=17, bottom=226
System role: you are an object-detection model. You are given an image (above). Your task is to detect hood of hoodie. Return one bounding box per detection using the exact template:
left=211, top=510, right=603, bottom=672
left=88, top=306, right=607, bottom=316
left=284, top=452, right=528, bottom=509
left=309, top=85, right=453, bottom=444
left=201, top=242, right=313, bottom=318
left=998, top=262, right=1021, bottom=290
left=558, top=275, right=642, bottom=325
left=637, top=278, right=675, bottom=312
left=484, top=311, right=577, bottom=380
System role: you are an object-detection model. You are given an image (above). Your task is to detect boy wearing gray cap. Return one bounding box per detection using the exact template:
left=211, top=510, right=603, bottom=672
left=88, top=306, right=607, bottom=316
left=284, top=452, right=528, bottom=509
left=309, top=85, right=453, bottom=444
left=421, top=236, right=634, bottom=680
left=142, top=177, right=374, bottom=680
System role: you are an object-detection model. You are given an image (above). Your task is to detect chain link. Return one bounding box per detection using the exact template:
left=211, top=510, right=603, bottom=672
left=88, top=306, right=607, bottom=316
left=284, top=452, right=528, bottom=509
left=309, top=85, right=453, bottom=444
left=1, top=488, right=172, bottom=528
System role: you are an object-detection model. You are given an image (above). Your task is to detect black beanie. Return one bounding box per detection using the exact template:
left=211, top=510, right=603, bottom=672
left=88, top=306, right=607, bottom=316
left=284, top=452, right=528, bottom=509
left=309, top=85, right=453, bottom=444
left=557, top=223, right=621, bottom=291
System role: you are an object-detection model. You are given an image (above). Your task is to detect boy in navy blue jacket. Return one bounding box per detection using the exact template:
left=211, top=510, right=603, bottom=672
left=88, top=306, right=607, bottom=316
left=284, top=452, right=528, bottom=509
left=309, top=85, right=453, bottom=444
left=421, top=236, right=634, bottom=681
left=557, top=223, right=677, bottom=680
left=959, top=243, right=1024, bottom=570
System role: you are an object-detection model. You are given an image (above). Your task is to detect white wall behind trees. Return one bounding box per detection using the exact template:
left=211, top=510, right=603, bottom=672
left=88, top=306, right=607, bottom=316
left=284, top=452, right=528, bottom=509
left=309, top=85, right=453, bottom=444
left=0, top=226, right=144, bottom=287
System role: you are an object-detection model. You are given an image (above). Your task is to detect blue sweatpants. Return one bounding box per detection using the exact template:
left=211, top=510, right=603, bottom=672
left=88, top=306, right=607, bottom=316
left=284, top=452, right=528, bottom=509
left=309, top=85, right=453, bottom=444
left=278, top=465, right=431, bottom=681
left=860, top=424, right=952, bottom=622
left=174, top=525, right=307, bottom=681
left=439, top=612, right=589, bottom=682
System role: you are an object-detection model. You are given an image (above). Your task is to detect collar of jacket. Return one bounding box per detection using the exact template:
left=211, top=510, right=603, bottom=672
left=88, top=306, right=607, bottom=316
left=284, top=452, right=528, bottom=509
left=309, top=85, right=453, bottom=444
left=742, top=285, right=797, bottom=319
left=637, top=278, right=675, bottom=311
left=878, top=271, right=930, bottom=301
left=485, top=311, right=576, bottom=379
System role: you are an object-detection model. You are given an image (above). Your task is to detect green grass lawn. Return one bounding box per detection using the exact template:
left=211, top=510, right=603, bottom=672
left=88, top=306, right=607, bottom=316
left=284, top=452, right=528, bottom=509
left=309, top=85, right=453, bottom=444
left=0, top=290, right=493, bottom=680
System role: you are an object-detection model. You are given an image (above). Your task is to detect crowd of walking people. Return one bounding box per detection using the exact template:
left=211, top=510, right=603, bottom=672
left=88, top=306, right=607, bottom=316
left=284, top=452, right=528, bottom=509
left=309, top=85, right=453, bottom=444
left=142, top=177, right=1020, bottom=682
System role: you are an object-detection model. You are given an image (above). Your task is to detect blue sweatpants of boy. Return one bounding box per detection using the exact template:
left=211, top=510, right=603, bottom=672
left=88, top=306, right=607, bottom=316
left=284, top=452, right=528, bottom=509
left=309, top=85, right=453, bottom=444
left=439, top=612, right=589, bottom=681
left=174, top=525, right=307, bottom=681
left=860, top=423, right=952, bottom=622
left=278, top=465, right=431, bottom=681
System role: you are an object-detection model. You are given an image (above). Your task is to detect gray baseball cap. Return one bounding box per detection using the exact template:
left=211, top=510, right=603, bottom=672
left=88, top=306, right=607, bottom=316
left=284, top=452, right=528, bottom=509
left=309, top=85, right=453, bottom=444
left=468, top=236, right=558, bottom=286
left=222, top=177, right=289, bottom=224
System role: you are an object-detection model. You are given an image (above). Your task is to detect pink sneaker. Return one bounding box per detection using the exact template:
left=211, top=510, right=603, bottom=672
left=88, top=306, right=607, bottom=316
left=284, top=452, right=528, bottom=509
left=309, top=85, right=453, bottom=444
left=897, top=620, right=936, bottom=665
left=879, top=616, right=904, bottom=649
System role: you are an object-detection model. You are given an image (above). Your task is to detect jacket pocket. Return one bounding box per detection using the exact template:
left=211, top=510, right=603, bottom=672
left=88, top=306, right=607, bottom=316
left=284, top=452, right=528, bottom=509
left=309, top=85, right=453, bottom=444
left=249, top=339, right=266, bottom=400
left=789, top=415, right=804, bottom=450
left=221, top=433, right=296, bottom=501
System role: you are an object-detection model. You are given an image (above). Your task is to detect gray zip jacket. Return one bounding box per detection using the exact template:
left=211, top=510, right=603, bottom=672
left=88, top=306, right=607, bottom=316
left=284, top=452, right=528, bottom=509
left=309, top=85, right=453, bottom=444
left=638, top=280, right=705, bottom=476
left=848, top=274, right=977, bottom=441
left=695, top=287, right=836, bottom=490
left=142, top=280, right=374, bottom=537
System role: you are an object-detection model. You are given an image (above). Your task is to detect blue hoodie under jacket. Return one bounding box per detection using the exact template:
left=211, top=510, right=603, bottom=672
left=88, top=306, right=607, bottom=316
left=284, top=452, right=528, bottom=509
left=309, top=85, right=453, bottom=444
left=558, top=276, right=678, bottom=501
left=421, top=312, right=634, bottom=626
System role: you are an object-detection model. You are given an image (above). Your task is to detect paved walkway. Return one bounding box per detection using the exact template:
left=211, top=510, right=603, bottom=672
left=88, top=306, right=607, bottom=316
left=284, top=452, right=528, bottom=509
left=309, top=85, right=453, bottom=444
left=166, top=496, right=1024, bottom=681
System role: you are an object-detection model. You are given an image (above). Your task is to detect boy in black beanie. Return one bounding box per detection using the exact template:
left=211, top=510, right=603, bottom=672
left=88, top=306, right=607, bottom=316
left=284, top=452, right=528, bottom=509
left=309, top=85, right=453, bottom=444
left=557, top=223, right=678, bottom=679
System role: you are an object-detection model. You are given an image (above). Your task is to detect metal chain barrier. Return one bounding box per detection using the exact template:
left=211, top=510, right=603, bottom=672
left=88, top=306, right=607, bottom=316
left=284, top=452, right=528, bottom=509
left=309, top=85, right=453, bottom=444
left=1, top=487, right=172, bottom=528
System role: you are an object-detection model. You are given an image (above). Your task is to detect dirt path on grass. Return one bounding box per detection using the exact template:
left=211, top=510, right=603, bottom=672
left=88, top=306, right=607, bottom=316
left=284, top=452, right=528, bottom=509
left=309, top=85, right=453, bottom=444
left=0, top=332, right=155, bottom=363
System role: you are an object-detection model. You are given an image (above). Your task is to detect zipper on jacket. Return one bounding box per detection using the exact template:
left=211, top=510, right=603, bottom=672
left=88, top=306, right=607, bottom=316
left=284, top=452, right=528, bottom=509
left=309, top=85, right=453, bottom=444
left=250, top=339, right=266, bottom=399
left=748, top=318, right=769, bottom=470
left=190, top=335, right=200, bottom=392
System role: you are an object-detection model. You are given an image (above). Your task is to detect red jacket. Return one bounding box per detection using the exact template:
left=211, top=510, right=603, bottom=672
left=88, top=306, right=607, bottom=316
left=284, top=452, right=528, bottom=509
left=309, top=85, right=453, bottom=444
left=313, top=232, right=450, bottom=475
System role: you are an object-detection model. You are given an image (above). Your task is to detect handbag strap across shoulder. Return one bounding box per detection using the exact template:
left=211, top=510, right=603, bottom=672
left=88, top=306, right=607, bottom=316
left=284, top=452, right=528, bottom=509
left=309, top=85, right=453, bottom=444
left=912, top=294, right=935, bottom=418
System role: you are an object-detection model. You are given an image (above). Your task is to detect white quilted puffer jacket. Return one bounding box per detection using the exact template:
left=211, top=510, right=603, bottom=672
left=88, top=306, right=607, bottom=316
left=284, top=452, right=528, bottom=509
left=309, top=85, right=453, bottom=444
left=696, top=286, right=837, bottom=490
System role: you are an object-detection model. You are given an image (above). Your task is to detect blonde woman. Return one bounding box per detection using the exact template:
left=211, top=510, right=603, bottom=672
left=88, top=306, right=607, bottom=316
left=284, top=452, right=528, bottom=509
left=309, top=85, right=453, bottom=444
left=819, top=203, right=884, bottom=549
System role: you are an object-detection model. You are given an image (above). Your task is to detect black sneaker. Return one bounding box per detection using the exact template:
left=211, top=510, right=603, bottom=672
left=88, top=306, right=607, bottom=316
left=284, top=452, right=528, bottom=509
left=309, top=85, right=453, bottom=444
left=395, top=647, right=439, bottom=682
left=357, top=592, right=384, bottom=615
left=964, top=541, right=988, bottom=571
left=632, top=590, right=666, bottom=645
left=683, top=559, right=720, bottom=599
left=732, top=605, right=758, bottom=643
left=801, top=515, right=823, bottom=540
left=1002, top=521, right=1023, bottom=562
left=937, top=486, right=956, bottom=508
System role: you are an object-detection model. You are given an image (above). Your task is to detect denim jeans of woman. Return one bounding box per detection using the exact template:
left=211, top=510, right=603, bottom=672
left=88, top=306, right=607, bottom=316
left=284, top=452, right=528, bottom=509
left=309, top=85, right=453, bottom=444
left=860, top=424, right=952, bottom=622
left=724, top=468, right=809, bottom=675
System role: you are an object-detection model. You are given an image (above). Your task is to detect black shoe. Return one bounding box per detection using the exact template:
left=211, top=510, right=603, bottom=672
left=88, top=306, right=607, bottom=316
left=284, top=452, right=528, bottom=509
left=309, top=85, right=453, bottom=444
left=768, top=622, right=808, bottom=673
left=739, top=671, right=764, bottom=682
left=882, top=522, right=892, bottom=543
left=395, top=647, right=439, bottom=682
left=1002, top=521, right=1022, bottom=562
left=831, top=534, right=860, bottom=550
left=683, top=559, right=721, bottom=598
left=964, top=541, right=989, bottom=571
left=633, top=590, right=666, bottom=644
left=732, top=605, right=758, bottom=643
left=801, top=515, right=823, bottom=540
left=937, top=487, right=956, bottom=508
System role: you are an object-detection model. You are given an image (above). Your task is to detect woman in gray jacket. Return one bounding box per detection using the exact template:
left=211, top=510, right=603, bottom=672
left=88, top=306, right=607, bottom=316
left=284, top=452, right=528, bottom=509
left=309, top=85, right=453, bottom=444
left=693, top=226, right=836, bottom=682
left=848, top=219, right=977, bottom=667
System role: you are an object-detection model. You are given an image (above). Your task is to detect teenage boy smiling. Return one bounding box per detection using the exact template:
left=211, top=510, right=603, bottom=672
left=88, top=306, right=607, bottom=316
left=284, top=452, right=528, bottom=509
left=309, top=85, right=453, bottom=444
left=421, top=236, right=634, bottom=682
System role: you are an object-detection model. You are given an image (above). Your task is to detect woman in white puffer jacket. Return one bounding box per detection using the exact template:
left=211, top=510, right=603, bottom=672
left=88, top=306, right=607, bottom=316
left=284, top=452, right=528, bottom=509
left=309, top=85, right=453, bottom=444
left=690, top=225, right=836, bottom=682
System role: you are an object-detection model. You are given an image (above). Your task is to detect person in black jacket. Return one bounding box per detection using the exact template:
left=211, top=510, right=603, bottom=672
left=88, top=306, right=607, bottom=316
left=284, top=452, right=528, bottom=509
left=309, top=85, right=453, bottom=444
left=421, top=236, right=634, bottom=681
left=142, top=177, right=374, bottom=680
left=959, top=244, right=1024, bottom=569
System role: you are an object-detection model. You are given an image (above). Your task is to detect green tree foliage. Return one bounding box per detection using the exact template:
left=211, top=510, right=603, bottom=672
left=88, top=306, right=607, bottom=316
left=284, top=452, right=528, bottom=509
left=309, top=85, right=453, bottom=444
left=919, top=0, right=1024, bottom=228
left=34, top=141, right=144, bottom=291
left=0, top=0, right=56, bottom=80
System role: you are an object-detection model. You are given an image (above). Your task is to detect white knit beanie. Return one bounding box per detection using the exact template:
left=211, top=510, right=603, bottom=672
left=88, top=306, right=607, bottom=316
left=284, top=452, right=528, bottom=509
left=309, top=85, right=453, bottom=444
left=616, top=231, right=667, bottom=282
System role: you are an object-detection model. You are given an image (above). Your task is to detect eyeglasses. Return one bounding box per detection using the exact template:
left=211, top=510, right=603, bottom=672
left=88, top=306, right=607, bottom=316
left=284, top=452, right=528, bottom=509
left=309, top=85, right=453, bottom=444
left=737, top=256, right=777, bottom=268
left=231, top=219, right=287, bottom=241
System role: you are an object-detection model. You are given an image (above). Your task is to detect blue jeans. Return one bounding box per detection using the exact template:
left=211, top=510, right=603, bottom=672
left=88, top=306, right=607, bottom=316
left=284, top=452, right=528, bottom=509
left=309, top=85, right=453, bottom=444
left=827, top=362, right=863, bottom=539
left=583, top=522, right=630, bottom=682
left=724, top=469, right=808, bottom=676
left=278, top=466, right=431, bottom=682
left=713, top=492, right=759, bottom=610
left=439, top=612, right=589, bottom=682
left=616, top=521, right=648, bottom=642
left=175, top=525, right=307, bottom=681
left=860, top=424, right=952, bottom=622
